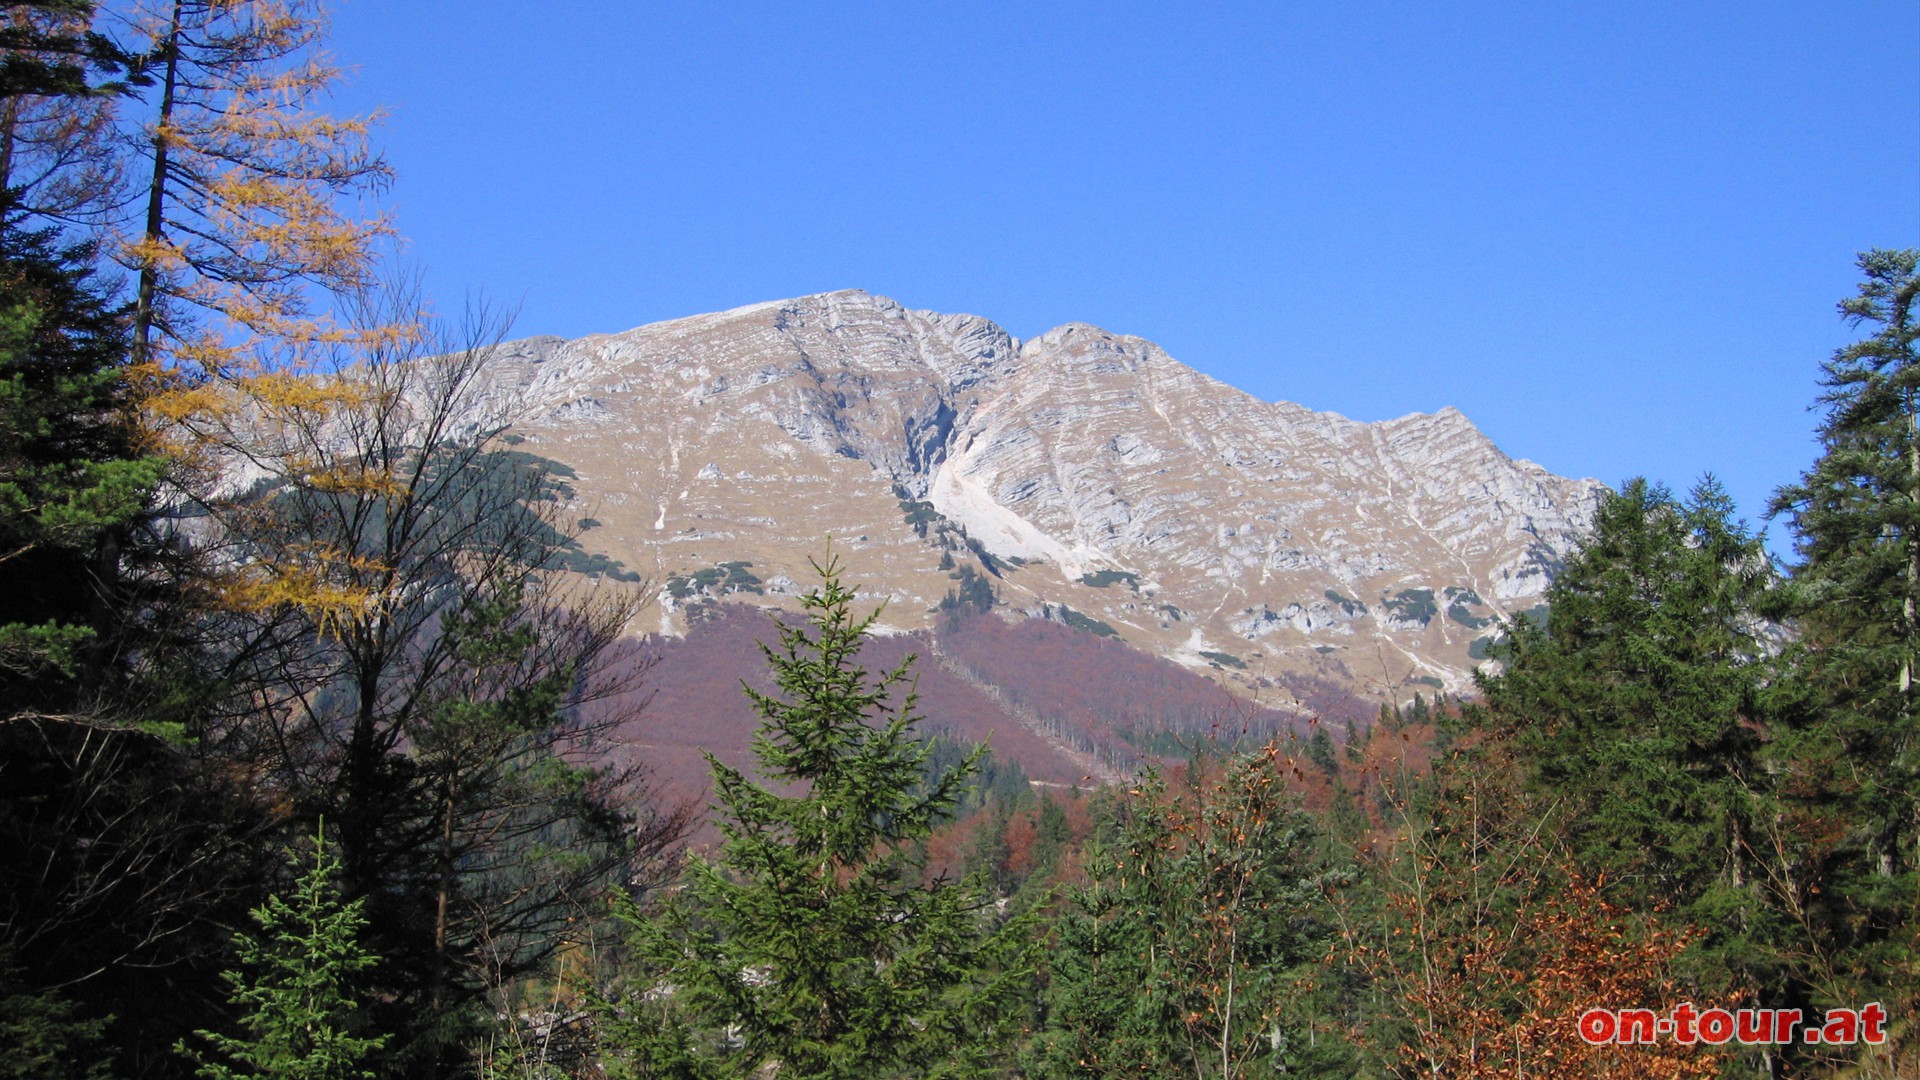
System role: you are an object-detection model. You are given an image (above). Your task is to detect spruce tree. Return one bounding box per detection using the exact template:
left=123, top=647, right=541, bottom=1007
left=1478, top=479, right=1791, bottom=960
left=0, top=961, right=112, bottom=1080
left=1304, top=727, right=1339, bottom=776
left=181, top=829, right=387, bottom=1080
left=1769, top=247, right=1920, bottom=1020
left=609, top=553, right=1031, bottom=1079
left=0, top=19, right=251, bottom=1069
left=1035, top=755, right=1348, bottom=1078
left=1032, top=792, right=1070, bottom=872
left=0, top=204, right=163, bottom=698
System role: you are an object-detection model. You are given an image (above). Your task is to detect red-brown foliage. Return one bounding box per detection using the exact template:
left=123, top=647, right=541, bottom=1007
left=588, top=605, right=1091, bottom=834
left=937, top=612, right=1360, bottom=765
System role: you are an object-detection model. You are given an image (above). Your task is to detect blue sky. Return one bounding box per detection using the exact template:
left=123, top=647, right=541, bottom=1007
left=326, top=1, right=1918, bottom=548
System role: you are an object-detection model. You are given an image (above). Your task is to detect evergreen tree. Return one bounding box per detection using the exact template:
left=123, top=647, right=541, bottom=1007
left=0, top=1, right=134, bottom=101
left=1472, top=478, right=1790, bottom=998
left=1304, top=727, right=1339, bottom=776
left=0, top=0, right=166, bottom=709
left=967, top=801, right=1014, bottom=895
left=0, top=199, right=163, bottom=696
left=1, top=17, right=255, bottom=1072
left=1035, top=753, right=1349, bottom=1078
left=0, top=2, right=133, bottom=227
left=0, top=956, right=113, bottom=1080
left=1403, top=692, right=1428, bottom=727
left=181, top=828, right=388, bottom=1080
left=1032, top=792, right=1070, bottom=872
left=1324, top=782, right=1369, bottom=843
left=608, top=554, right=1032, bottom=1078
left=1769, top=247, right=1920, bottom=1022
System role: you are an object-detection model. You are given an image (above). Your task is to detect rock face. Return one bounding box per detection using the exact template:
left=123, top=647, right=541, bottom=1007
left=482, top=290, right=1602, bottom=702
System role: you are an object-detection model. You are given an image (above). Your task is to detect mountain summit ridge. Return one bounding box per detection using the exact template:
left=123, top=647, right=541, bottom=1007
left=480, top=288, right=1602, bottom=701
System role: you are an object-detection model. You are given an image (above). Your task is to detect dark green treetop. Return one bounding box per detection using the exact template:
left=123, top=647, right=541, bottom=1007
left=180, top=829, right=388, bottom=1080
left=1034, top=755, right=1349, bottom=1078
left=609, top=553, right=1032, bottom=1079
left=1769, top=248, right=1920, bottom=1016
left=1772, top=249, right=1920, bottom=694
left=0, top=1, right=139, bottom=101
left=0, top=210, right=167, bottom=704
left=1472, top=478, right=1790, bottom=994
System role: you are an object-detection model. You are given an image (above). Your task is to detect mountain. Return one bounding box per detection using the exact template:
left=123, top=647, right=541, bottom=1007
left=480, top=289, right=1602, bottom=717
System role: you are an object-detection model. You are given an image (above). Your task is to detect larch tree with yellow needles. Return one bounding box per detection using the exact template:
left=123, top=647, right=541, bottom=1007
left=113, top=0, right=414, bottom=642
left=120, top=0, right=391, bottom=377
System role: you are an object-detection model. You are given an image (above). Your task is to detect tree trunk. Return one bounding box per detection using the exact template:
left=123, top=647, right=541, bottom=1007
left=1901, top=378, right=1917, bottom=701
left=340, top=643, right=384, bottom=890
left=132, top=0, right=184, bottom=368
left=0, top=5, right=26, bottom=192
left=0, top=97, right=18, bottom=192
left=429, top=775, right=456, bottom=1079
left=1905, top=383, right=1917, bottom=700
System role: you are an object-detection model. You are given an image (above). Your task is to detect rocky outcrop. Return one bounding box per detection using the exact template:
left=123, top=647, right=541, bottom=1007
left=479, top=290, right=1603, bottom=699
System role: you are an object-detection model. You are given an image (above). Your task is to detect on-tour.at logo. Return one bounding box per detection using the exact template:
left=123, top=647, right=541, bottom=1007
left=1577, top=1003, right=1889, bottom=1046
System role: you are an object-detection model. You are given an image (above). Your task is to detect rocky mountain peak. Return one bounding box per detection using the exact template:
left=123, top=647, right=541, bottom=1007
left=482, top=290, right=1602, bottom=701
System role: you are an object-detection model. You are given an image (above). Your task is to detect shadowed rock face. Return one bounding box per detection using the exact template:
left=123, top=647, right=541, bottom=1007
left=477, top=289, right=1602, bottom=702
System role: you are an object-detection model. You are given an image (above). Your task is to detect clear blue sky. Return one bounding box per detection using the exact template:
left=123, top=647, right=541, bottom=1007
left=326, top=1, right=1919, bottom=550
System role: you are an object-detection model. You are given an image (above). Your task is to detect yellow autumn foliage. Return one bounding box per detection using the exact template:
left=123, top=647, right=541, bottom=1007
left=122, top=0, right=397, bottom=381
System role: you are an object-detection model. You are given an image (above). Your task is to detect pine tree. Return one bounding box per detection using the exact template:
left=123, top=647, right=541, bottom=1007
left=609, top=553, right=1032, bottom=1078
left=181, top=828, right=388, bottom=1080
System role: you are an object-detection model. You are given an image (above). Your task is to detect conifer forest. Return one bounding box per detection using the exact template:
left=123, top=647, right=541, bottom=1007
left=0, top=3, right=1914, bottom=1077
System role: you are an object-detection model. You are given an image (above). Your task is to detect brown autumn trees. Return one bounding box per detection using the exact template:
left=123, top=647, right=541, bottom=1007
left=1334, top=744, right=1735, bottom=1079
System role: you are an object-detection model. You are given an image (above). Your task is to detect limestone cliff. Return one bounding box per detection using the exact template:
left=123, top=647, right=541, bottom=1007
left=476, top=289, right=1601, bottom=702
